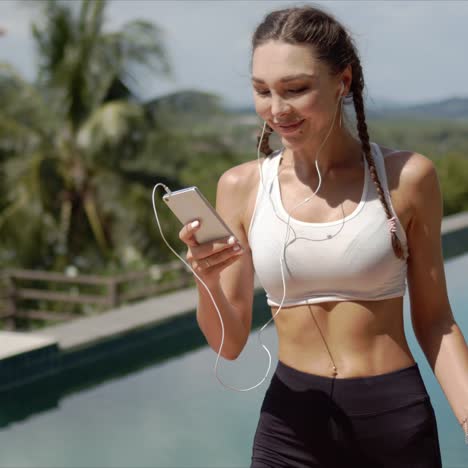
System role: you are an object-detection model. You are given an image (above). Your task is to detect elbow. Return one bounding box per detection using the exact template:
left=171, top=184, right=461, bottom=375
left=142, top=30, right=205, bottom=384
left=222, top=350, right=241, bottom=361
left=221, top=334, right=249, bottom=361
left=202, top=333, right=246, bottom=361
left=206, top=341, right=242, bottom=361
left=221, top=339, right=246, bottom=361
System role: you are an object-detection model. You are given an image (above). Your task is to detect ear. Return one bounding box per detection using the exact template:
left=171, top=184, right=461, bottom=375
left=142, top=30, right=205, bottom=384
left=340, top=64, right=353, bottom=95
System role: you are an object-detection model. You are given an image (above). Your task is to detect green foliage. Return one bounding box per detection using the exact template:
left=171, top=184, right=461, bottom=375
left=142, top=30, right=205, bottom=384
left=368, top=118, right=468, bottom=159
left=0, top=0, right=173, bottom=272
left=367, top=118, right=468, bottom=216
left=434, top=153, right=468, bottom=216
left=0, top=0, right=249, bottom=279
left=1, top=0, right=468, bottom=282
left=32, top=0, right=170, bottom=129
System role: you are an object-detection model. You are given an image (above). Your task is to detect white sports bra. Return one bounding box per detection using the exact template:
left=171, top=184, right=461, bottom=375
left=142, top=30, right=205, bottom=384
left=248, top=142, right=409, bottom=307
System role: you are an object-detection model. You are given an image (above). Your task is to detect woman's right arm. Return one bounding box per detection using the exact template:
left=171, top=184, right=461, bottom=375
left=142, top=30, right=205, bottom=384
left=179, top=162, right=257, bottom=360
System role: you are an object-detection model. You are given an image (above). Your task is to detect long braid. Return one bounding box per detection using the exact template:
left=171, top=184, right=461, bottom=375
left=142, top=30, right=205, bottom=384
left=257, top=124, right=274, bottom=156
left=252, top=6, right=406, bottom=260
left=351, top=59, right=405, bottom=259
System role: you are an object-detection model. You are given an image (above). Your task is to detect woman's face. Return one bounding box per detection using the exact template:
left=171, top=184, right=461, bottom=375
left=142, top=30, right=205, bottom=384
left=251, top=40, right=344, bottom=151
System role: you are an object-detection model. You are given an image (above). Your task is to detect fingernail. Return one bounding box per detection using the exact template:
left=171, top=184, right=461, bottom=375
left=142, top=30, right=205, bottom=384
left=191, top=220, right=199, bottom=229
left=228, top=236, right=236, bottom=245
left=233, top=245, right=241, bottom=251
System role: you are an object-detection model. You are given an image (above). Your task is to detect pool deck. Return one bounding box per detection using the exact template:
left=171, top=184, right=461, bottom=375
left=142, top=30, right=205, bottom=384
left=441, top=210, right=468, bottom=234
left=1, top=210, right=468, bottom=391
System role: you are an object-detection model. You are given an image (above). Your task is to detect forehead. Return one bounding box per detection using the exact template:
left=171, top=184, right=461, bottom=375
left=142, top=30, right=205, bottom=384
left=252, top=40, right=327, bottom=83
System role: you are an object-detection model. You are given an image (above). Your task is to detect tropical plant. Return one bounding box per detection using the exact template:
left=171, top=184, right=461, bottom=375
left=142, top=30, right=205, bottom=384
left=434, top=153, right=468, bottom=216
left=0, top=0, right=176, bottom=271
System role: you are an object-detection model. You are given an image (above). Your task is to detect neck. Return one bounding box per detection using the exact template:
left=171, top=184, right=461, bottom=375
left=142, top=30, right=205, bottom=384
left=282, top=128, right=363, bottom=177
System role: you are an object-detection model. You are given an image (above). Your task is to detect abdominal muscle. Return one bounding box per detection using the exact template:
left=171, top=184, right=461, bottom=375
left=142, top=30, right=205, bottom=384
left=271, top=296, right=416, bottom=379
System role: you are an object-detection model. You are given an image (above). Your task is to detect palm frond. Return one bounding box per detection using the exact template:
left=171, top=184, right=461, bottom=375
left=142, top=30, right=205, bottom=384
left=2, top=0, right=176, bottom=271
left=76, top=100, right=147, bottom=166
left=0, top=63, right=56, bottom=136
left=117, top=20, right=170, bottom=75
left=32, top=0, right=77, bottom=84
left=99, top=20, right=171, bottom=94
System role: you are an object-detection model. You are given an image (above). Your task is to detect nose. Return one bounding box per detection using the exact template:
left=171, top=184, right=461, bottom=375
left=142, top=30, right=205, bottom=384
left=271, top=95, right=291, bottom=120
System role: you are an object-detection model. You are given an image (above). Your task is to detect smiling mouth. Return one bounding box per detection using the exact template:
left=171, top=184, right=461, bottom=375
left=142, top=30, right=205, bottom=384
left=275, top=119, right=305, bottom=132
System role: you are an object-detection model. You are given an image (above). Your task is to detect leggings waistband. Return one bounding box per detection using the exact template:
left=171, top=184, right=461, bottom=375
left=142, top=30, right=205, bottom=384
left=271, top=360, right=430, bottom=416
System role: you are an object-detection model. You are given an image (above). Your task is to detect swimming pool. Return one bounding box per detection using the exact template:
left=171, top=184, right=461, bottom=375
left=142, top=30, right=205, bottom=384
left=0, top=253, right=467, bottom=467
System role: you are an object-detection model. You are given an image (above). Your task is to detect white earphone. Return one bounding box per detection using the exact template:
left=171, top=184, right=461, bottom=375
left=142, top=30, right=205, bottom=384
left=151, top=79, right=346, bottom=392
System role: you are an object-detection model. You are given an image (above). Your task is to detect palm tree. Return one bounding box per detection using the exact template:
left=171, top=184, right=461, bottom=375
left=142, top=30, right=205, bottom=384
left=0, top=0, right=174, bottom=271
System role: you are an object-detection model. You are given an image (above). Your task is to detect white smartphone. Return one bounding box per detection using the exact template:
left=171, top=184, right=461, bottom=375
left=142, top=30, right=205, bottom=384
left=162, top=186, right=235, bottom=244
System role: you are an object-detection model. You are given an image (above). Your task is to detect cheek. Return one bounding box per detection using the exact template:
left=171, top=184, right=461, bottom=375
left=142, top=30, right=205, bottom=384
left=253, top=96, right=270, bottom=119
left=296, top=92, right=322, bottom=117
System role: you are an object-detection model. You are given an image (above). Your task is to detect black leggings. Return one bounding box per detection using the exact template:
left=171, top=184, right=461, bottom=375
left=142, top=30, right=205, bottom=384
left=251, top=360, right=442, bottom=468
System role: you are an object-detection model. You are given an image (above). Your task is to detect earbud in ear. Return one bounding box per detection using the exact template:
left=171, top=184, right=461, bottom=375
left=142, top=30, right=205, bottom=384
left=340, top=82, right=345, bottom=97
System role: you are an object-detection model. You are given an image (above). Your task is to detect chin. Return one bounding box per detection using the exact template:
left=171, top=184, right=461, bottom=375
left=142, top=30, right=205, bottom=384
left=280, top=131, right=308, bottom=150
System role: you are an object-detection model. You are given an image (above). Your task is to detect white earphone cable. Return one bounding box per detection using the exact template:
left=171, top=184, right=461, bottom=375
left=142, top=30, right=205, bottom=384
left=151, top=90, right=344, bottom=392
left=260, top=89, right=343, bottom=347
left=152, top=183, right=272, bottom=392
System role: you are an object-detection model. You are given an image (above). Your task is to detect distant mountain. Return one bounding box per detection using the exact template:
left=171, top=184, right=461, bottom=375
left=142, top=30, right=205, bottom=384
left=145, top=89, right=223, bottom=116
left=365, top=97, right=408, bottom=111
left=225, top=104, right=256, bottom=114
left=367, top=97, right=468, bottom=120
left=227, top=97, right=468, bottom=120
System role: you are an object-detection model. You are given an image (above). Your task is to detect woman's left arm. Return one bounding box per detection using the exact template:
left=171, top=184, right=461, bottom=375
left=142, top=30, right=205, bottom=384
left=405, top=153, right=468, bottom=433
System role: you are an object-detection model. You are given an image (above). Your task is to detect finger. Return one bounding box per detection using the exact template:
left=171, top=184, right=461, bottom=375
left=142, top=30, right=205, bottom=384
left=191, top=249, right=242, bottom=273
left=179, top=219, right=200, bottom=246
left=185, top=249, right=194, bottom=264
left=192, top=235, right=240, bottom=258
left=206, top=248, right=245, bottom=271
left=200, top=243, right=244, bottom=269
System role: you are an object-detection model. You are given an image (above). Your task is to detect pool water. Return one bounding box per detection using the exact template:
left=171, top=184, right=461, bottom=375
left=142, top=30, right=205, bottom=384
left=0, top=253, right=467, bottom=467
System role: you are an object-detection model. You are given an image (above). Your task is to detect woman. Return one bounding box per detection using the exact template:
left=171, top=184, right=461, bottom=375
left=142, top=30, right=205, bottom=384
left=179, top=6, right=468, bottom=467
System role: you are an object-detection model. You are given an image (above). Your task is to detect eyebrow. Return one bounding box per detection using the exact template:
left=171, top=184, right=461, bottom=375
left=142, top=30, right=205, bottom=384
left=251, top=73, right=317, bottom=83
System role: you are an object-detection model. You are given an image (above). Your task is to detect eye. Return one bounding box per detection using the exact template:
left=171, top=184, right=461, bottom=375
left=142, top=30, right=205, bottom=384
left=287, top=87, right=308, bottom=95
left=254, top=89, right=270, bottom=97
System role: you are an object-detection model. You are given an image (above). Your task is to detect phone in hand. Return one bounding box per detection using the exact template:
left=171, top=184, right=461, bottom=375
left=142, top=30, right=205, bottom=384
left=163, top=186, right=235, bottom=244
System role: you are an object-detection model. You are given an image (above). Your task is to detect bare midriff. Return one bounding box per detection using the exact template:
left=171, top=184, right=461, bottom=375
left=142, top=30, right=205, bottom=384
left=272, top=296, right=416, bottom=379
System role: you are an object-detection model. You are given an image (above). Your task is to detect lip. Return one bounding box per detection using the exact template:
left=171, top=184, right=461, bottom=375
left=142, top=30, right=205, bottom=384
left=274, top=119, right=305, bottom=135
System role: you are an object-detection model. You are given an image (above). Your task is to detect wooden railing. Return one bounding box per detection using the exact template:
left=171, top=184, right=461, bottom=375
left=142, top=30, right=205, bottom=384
left=0, top=262, right=193, bottom=330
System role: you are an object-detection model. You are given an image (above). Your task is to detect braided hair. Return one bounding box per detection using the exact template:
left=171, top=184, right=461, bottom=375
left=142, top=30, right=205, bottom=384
left=252, top=5, right=405, bottom=259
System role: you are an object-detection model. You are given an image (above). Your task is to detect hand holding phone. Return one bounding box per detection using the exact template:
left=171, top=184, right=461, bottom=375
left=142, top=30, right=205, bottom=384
left=163, top=186, right=244, bottom=278
left=163, top=186, right=235, bottom=244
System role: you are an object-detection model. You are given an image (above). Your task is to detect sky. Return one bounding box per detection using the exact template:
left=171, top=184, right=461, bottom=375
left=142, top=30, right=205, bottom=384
left=1, top=0, right=468, bottom=108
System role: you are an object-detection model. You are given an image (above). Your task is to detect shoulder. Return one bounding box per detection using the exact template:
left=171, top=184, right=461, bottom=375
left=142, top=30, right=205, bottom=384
left=218, top=159, right=261, bottom=193
left=217, top=154, right=279, bottom=208
left=216, top=158, right=265, bottom=224
left=379, top=145, right=438, bottom=196
left=377, top=144, right=440, bottom=221
left=216, top=158, right=268, bottom=239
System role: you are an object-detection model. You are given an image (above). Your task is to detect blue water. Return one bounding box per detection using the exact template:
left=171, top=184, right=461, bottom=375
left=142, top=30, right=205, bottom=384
left=0, top=253, right=467, bottom=467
